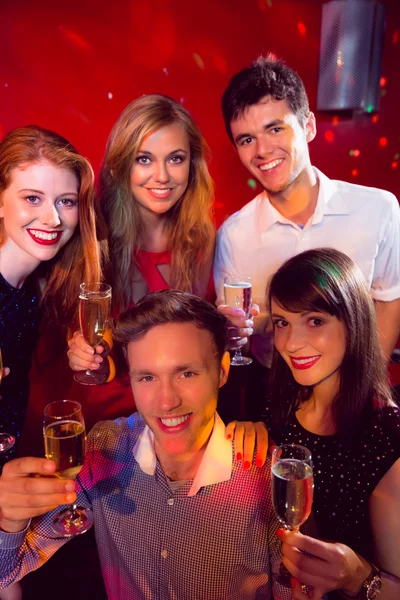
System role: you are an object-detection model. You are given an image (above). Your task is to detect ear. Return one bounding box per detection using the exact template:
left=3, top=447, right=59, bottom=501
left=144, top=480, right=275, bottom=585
left=305, top=111, right=317, bottom=143
left=218, top=351, right=230, bottom=388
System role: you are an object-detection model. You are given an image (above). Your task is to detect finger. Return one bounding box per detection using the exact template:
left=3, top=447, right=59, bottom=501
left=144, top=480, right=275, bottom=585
left=68, top=332, right=95, bottom=355
left=2, top=501, right=75, bottom=522
left=230, top=327, right=253, bottom=339
left=254, top=422, right=269, bottom=466
left=268, top=437, right=277, bottom=456
left=228, top=338, right=248, bottom=350
left=2, top=458, right=56, bottom=478
left=225, top=421, right=237, bottom=441
left=232, top=422, right=245, bottom=461
left=3, top=367, right=10, bottom=377
left=282, top=542, right=332, bottom=579
left=2, top=490, right=77, bottom=512
left=282, top=554, right=329, bottom=591
left=11, top=476, right=76, bottom=497
left=290, top=578, right=311, bottom=600
left=67, top=354, right=101, bottom=371
left=249, top=303, right=260, bottom=317
left=281, top=530, right=336, bottom=562
left=217, top=305, right=246, bottom=320
left=242, top=422, right=256, bottom=467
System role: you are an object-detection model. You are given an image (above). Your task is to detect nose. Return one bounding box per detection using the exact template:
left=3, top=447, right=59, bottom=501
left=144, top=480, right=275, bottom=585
left=159, top=379, right=182, bottom=413
left=255, top=136, right=273, bottom=158
left=286, top=326, right=306, bottom=354
left=39, top=203, right=61, bottom=228
left=153, top=161, right=170, bottom=184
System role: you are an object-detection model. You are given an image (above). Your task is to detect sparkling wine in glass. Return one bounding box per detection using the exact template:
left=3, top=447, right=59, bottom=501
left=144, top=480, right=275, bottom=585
left=74, top=282, right=112, bottom=385
left=271, top=444, right=314, bottom=587
left=224, top=275, right=253, bottom=366
left=43, top=400, right=93, bottom=536
left=0, top=348, right=15, bottom=453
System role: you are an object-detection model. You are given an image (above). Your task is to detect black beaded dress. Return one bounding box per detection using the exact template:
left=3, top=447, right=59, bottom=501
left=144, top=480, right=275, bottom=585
left=0, top=272, right=39, bottom=471
left=266, top=403, right=400, bottom=561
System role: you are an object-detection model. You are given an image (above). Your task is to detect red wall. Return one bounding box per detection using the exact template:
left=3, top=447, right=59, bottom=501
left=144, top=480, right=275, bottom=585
left=0, top=0, right=399, bottom=226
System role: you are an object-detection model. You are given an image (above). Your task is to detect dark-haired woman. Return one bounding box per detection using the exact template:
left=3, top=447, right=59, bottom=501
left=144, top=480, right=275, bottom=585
left=230, top=248, right=400, bottom=600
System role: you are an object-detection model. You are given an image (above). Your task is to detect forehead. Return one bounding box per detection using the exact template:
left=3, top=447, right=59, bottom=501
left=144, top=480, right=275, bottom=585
left=230, top=97, right=298, bottom=133
left=127, top=322, right=217, bottom=371
left=7, top=160, right=78, bottom=190
left=139, top=123, right=190, bottom=153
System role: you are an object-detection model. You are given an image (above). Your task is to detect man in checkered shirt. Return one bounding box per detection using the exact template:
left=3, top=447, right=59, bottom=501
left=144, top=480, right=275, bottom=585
left=0, top=290, right=289, bottom=600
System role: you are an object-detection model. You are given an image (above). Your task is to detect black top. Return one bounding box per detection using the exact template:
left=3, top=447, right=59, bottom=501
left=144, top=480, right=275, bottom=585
left=0, top=272, right=40, bottom=470
left=266, top=403, right=400, bottom=561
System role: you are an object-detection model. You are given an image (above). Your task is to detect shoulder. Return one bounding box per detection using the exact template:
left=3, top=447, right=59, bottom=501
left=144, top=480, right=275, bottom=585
left=88, top=412, right=145, bottom=451
left=330, top=177, right=398, bottom=212
left=217, top=193, right=266, bottom=237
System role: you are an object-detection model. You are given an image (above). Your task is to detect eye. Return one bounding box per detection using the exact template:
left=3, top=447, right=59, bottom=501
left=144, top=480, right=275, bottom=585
left=181, top=371, right=195, bottom=379
left=169, top=155, right=185, bottom=164
left=239, top=137, right=253, bottom=147
left=138, top=375, right=155, bottom=382
left=273, top=319, right=288, bottom=329
left=57, top=198, right=78, bottom=207
left=308, top=317, right=324, bottom=327
left=271, top=127, right=283, bottom=134
left=24, top=195, right=40, bottom=204
left=136, top=156, right=151, bottom=165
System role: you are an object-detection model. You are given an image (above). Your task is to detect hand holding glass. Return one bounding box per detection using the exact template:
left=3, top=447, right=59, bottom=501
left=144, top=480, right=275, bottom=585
left=271, top=444, right=314, bottom=587
left=224, top=275, right=253, bottom=366
left=74, top=282, right=112, bottom=385
left=0, top=348, right=15, bottom=453
left=43, top=400, right=93, bottom=536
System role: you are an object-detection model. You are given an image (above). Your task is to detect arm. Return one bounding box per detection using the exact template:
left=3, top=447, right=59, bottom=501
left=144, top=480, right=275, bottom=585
left=375, top=299, right=400, bottom=364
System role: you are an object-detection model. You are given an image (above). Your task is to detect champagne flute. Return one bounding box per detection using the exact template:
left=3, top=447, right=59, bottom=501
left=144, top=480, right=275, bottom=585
left=74, top=282, right=112, bottom=385
left=224, top=275, right=253, bottom=366
left=43, top=399, right=93, bottom=536
left=271, top=444, right=314, bottom=587
left=0, top=348, right=15, bottom=453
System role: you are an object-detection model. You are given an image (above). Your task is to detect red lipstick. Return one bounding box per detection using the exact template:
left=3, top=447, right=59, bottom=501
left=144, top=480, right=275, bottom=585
left=289, top=355, right=321, bottom=370
left=27, top=229, right=62, bottom=246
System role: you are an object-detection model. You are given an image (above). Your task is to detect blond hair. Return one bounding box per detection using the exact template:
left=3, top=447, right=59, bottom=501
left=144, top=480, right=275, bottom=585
left=100, top=94, right=215, bottom=313
left=0, top=125, right=101, bottom=325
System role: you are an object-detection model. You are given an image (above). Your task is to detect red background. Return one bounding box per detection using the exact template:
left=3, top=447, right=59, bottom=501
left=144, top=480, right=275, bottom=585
left=0, top=0, right=399, bottom=227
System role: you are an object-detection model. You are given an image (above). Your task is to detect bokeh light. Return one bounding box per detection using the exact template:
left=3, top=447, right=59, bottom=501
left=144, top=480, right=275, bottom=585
left=351, top=169, right=359, bottom=177
left=297, top=22, right=306, bottom=36
left=247, top=179, right=257, bottom=190
left=325, top=130, right=334, bottom=142
left=379, top=137, right=388, bottom=147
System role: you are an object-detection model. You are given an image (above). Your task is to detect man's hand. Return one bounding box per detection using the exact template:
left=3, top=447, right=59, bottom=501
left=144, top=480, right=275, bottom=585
left=225, top=420, right=270, bottom=468
left=279, top=529, right=371, bottom=597
left=67, top=331, right=104, bottom=372
left=217, top=303, right=259, bottom=350
left=0, top=458, right=76, bottom=533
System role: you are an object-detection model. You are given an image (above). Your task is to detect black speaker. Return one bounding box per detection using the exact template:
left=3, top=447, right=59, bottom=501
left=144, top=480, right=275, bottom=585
left=317, top=0, right=386, bottom=113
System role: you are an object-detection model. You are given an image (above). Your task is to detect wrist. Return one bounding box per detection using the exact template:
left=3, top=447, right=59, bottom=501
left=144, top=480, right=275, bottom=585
left=0, top=517, right=29, bottom=533
left=342, top=558, right=372, bottom=596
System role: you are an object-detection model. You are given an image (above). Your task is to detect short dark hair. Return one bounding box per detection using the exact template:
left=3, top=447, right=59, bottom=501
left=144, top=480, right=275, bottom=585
left=113, top=290, right=228, bottom=362
left=222, top=55, right=310, bottom=143
left=267, top=248, right=393, bottom=438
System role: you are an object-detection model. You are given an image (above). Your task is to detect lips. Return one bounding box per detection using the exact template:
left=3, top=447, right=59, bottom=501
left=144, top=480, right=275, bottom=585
left=158, top=413, right=192, bottom=433
left=27, top=229, right=63, bottom=246
left=146, top=188, right=174, bottom=199
left=289, top=355, right=321, bottom=370
left=258, top=158, right=284, bottom=174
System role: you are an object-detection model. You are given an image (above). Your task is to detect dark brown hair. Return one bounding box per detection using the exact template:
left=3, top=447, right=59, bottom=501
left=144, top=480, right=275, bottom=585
left=222, top=54, right=310, bottom=143
left=113, top=290, right=228, bottom=362
left=267, top=248, right=393, bottom=436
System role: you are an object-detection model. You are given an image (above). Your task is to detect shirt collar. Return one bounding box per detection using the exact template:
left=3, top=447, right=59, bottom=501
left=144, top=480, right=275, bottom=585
left=132, top=413, right=233, bottom=497
left=259, top=167, right=349, bottom=232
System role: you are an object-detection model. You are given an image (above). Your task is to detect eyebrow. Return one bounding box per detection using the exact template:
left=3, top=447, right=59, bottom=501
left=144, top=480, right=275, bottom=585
left=18, top=188, right=78, bottom=196
left=136, top=148, right=188, bottom=157
left=271, top=310, right=323, bottom=319
left=234, top=119, right=286, bottom=144
left=129, top=363, right=204, bottom=377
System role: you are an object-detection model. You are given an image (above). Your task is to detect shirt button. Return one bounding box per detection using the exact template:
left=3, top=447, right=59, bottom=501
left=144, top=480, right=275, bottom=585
left=161, top=549, right=168, bottom=559
left=167, top=498, right=174, bottom=506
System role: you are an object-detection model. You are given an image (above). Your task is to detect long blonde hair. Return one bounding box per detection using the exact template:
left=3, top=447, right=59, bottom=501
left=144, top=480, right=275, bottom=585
left=100, top=94, right=215, bottom=313
left=0, top=125, right=101, bottom=325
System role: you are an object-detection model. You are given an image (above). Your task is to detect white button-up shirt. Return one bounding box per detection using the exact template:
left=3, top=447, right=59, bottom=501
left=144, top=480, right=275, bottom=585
left=214, top=168, right=400, bottom=367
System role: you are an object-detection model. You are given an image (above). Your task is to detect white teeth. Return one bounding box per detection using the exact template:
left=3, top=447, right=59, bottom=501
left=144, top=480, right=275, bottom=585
left=260, top=159, right=283, bottom=171
left=292, top=356, right=319, bottom=365
left=160, top=415, right=190, bottom=427
left=29, top=230, right=59, bottom=240
left=149, top=188, right=172, bottom=195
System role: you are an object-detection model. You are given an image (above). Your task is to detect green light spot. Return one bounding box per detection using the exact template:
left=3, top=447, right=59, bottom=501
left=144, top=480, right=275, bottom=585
left=394, top=153, right=400, bottom=160
left=367, top=105, right=373, bottom=113
left=267, top=0, right=272, bottom=6
left=247, top=179, right=257, bottom=190
left=349, top=150, right=354, bottom=156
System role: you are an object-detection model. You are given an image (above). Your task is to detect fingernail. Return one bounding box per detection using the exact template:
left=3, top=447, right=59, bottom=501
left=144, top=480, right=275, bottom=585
left=290, top=577, right=297, bottom=587
left=236, top=452, right=242, bottom=461
left=277, top=528, right=284, bottom=539
left=255, top=457, right=263, bottom=467
left=243, top=461, right=251, bottom=470
left=226, top=433, right=232, bottom=439
left=43, top=460, right=54, bottom=472
left=66, top=493, right=76, bottom=503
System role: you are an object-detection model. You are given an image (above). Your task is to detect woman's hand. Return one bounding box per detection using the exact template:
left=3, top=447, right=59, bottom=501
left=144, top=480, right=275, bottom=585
left=217, top=303, right=259, bottom=350
left=225, top=420, right=269, bottom=468
left=67, top=331, right=104, bottom=372
left=279, top=529, right=372, bottom=597
left=2, top=367, right=10, bottom=378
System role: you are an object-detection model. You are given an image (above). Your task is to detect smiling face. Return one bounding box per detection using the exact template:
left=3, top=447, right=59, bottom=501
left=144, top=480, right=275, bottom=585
left=230, top=97, right=316, bottom=196
left=0, top=160, right=79, bottom=271
left=127, top=322, right=229, bottom=461
left=130, top=123, right=191, bottom=219
left=271, top=299, right=347, bottom=395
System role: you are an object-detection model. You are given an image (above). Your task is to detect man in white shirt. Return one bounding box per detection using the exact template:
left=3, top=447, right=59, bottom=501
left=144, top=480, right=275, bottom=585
left=215, top=55, right=400, bottom=419
left=0, top=290, right=287, bottom=600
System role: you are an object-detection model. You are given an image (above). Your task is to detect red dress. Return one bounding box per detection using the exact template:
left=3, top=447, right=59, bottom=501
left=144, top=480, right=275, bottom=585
left=19, top=250, right=176, bottom=456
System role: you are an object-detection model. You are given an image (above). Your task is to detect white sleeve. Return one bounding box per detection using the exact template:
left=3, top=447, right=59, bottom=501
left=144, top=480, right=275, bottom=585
left=371, top=193, right=400, bottom=302
left=213, top=224, right=237, bottom=306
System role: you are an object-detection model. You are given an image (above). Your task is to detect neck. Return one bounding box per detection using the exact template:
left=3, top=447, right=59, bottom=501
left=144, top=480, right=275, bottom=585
left=296, top=373, right=339, bottom=435
left=0, top=241, right=40, bottom=288
left=139, top=210, right=170, bottom=253
left=268, top=165, right=319, bottom=226
left=155, top=415, right=215, bottom=481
